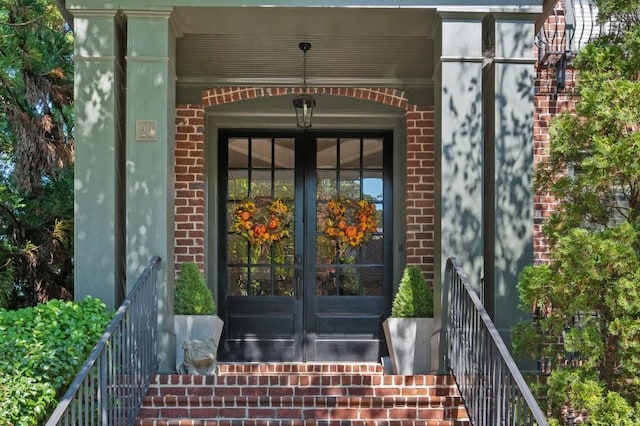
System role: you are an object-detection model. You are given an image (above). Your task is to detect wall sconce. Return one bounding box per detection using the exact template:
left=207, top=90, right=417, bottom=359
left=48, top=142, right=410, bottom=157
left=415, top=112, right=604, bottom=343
left=292, top=42, right=316, bottom=129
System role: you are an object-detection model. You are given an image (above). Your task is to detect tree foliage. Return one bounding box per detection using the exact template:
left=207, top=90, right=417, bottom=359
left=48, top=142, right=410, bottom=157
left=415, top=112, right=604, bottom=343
left=0, top=0, right=74, bottom=308
left=514, top=1, right=640, bottom=424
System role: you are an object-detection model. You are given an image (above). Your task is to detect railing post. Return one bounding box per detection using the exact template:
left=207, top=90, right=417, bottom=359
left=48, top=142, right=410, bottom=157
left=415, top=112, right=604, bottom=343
left=100, top=350, right=108, bottom=426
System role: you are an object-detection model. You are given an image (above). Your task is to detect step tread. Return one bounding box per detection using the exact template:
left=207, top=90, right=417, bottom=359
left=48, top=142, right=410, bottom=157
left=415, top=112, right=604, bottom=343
left=150, top=374, right=457, bottom=387
left=142, top=394, right=463, bottom=408
left=135, top=420, right=470, bottom=426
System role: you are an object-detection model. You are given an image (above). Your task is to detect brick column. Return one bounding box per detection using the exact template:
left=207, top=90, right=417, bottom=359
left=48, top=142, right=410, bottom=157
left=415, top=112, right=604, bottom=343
left=174, top=105, right=206, bottom=271
left=405, top=106, right=436, bottom=282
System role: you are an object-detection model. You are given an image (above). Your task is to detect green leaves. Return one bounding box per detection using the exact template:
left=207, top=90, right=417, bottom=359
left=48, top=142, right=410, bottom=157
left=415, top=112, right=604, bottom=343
left=390, top=266, right=433, bottom=318
left=0, top=296, right=111, bottom=425
left=174, top=262, right=216, bottom=315
left=518, top=3, right=640, bottom=420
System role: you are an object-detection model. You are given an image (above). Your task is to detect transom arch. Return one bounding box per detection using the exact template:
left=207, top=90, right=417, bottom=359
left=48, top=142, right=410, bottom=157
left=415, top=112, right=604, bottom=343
left=201, top=86, right=410, bottom=110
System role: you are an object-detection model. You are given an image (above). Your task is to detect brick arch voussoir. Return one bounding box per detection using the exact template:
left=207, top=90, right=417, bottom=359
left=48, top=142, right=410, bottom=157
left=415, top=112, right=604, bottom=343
left=201, top=87, right=410, bottom=110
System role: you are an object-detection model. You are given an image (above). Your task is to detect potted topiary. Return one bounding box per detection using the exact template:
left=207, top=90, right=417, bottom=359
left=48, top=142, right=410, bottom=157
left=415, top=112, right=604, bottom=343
left=383, top=266, right=434, bottom=375
left=174, top=262, right=224, bottom=374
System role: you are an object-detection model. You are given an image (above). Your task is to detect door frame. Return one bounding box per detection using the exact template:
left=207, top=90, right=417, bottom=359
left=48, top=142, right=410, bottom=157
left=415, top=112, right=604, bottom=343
left=204, top=94, right=409, bottom=356
left=216, top=129, right=394, bottom=361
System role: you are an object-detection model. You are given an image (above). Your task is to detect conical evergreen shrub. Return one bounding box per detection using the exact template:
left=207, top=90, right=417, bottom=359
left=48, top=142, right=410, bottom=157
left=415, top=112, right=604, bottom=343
left=391, top=266, right=433, bottom=318
left=174, top=262, right=215, bottom=315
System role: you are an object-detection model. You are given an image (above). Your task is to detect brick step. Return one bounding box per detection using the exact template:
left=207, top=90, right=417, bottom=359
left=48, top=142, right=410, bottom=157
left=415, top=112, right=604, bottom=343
left=137, top=405, right=467, bottom=422
left=137, top=420, right=467, bottom=426
left=146, top=375, right=458, bottom=397
left=136, top=363, right=470, bottom=426
left=141, top=394, right=461, bottom=409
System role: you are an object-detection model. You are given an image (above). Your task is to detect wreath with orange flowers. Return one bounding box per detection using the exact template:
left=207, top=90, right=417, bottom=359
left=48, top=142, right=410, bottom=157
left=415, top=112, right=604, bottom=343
left=233, top=196, right=293, bottom=254
left=323, top=197, right=378, bottom=257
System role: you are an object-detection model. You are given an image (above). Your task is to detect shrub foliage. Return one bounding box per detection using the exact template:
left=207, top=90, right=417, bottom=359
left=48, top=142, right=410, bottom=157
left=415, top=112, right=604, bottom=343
left=514, top=1, right=640, bottom=423
left=391, top=266, right=433, bottom=318
left=174, top=262, right=215, bottom=315
left=0, top=297, right=111, bottom=425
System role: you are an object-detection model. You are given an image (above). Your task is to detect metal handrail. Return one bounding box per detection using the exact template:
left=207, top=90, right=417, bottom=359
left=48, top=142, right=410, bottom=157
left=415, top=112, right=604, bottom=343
left=446, top=257, right=548, bottom=426
left=46, top=256, right=161, bottom=426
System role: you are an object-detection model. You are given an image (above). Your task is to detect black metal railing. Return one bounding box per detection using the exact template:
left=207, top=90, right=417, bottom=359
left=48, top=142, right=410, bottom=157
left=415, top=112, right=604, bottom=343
left=535, top=0, right=614, bottom=92
left=446, top=257, right=548, bottom=426
left=536, top=0, right=603, bottom=64
left=46, top=256, right=161, bottom=426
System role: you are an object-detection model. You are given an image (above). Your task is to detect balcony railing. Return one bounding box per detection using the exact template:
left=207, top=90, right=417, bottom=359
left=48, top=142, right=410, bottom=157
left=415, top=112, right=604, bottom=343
left=46, top=256, right=161, bottom=426
left=446, top=257, right=548, bottom=426
left=536, top=0, right=611, bottom=91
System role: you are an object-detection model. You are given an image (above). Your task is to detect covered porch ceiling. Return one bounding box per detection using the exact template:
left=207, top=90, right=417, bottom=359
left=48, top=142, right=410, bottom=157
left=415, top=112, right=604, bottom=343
left=173, top=7, right=438, bottom=105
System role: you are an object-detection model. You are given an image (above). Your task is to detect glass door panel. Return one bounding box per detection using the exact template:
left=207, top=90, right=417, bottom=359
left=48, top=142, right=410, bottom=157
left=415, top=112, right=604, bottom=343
left=220, top=134, right=300, bottom=361
left=220, top=131, right=392, bottom=362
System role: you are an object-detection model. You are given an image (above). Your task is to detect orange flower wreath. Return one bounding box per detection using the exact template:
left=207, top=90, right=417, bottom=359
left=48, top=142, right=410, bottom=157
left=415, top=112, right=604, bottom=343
left=233, top=196, right=293, bottom=254
left=323, top=197, right=377, bottom=257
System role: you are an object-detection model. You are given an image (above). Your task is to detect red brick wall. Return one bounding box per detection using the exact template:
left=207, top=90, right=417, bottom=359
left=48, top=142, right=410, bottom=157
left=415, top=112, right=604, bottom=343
left=533, top=0, right=578, bottom=264
left=533, top=91, right=575, bottom=264
left=174, top=105, right=206, bottom=272
left=405, top=106, right=435, bottom=281
left=174, top=87, right=434, bottom=279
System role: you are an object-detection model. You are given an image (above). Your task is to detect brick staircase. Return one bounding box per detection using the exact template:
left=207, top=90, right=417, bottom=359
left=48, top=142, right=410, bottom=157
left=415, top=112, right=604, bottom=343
left=135, top=363, right=469, bottom=426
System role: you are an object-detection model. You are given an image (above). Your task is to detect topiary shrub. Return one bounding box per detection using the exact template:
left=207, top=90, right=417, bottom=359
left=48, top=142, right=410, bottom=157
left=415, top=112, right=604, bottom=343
left=391, top=266, right=433, bottom=318
left=0, top=296, right=111, bottom=425
left=174, top=262, right=215, bottom=315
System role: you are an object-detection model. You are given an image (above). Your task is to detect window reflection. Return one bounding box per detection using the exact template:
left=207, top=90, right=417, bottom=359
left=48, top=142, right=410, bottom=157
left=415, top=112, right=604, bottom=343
left=317, top=138, right=337, bottom=169
left=363, top=173, right=383, bottom=201
left=340, top=139, right=360, bottom=169
left=363, top=139, right=383, bottom=169
left=228, top=138, right=248, bottom=168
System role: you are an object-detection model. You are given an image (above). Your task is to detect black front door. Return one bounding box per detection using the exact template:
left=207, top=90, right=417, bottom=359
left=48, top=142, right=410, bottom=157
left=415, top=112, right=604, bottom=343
left=218, top=130, right=392, bottom=362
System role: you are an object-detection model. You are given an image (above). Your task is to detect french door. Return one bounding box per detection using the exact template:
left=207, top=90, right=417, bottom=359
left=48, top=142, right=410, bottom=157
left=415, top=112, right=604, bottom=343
left=218, top=130, right=393, bottom=362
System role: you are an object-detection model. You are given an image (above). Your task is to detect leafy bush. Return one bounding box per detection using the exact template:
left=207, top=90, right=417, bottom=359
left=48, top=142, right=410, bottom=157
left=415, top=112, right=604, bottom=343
left=543, top=368, right=640, bottom=426
left=0, top=297, right=111, bottom=425
left=391, top=266, right=433, bottom=318
left=174, top=262, right=215, bottom=315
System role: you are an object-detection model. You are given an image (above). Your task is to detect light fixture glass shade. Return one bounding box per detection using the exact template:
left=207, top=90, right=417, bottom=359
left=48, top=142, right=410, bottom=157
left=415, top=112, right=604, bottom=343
left=293, top=94, right=316, bottom=129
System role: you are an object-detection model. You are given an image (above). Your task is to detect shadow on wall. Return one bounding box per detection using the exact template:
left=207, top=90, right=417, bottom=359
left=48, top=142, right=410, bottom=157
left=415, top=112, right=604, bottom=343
left=440, top=19, right=534, bottom=316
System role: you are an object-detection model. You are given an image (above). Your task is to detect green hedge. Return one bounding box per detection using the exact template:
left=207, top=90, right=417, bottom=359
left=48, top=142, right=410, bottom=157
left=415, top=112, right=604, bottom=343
left=0, top=297, right=111, bottom=425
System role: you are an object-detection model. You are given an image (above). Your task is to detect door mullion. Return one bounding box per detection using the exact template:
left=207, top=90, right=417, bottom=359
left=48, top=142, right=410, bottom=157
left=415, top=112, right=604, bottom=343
left=294, top=134, right=306, bottom=361
left=301, top=133, right=318, bottom=362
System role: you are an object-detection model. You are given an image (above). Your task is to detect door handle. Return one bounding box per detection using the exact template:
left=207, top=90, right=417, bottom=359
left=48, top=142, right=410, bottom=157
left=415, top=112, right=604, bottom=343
left=294, top=255, right=302, bottom=300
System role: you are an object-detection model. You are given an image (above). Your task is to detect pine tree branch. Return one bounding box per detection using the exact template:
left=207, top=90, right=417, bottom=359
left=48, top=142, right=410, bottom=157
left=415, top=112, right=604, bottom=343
left=52, top=0, right=74, bottom=31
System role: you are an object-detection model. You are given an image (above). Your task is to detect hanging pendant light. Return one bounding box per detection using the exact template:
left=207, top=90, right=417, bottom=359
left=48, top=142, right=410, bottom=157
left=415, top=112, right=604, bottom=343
left=293, top=42, right=316, bottom=129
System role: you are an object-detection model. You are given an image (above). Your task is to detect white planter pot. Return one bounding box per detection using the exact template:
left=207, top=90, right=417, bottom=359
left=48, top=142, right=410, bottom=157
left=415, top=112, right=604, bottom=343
left=383, top=317, right=433, bottom=375
left=174, top=315, right=224, bottom=374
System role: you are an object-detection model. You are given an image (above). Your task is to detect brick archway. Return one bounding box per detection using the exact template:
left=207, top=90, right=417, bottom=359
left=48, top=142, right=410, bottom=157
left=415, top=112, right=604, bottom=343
left=174, top=87, right=435, bottom=282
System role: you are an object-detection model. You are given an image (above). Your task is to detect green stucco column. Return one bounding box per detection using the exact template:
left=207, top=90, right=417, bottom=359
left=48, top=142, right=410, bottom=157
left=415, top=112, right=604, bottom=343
left=125, top=10, right=176, bottom=372
left=484, top=14, right=536, bottom=348
left=73, top=11, right=125, bottom=310
left=433, top=11, right=485, bottom=372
